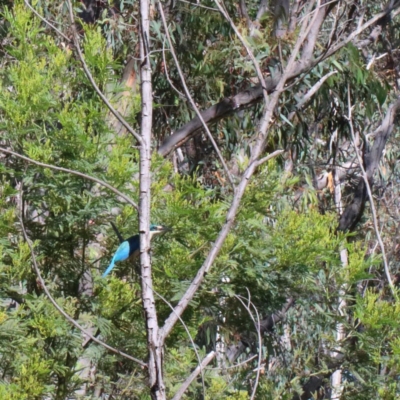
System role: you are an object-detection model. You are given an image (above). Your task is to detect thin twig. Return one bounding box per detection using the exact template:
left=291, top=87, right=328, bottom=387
left=65, top=0, right=142, bottom=144
left=171, top=351, right=216, bottom=400
left=162, top=38, right=186, bottom=99
left=235, top=291, right=262, bottom=400
left=0, top=147, right=138, bottom=210
left=178, top=0, right=219, bottom=11
left=287, top=70, right=337, bottom=121
left=17, top=200, right=146, bottom=367
left=254, top=150, right=284, bottom=167
left=24, top=0, right=70, bottom=41
left=206, top=354, right=257, bottom=370
left=158, top=1, right=236, bottom=191
left=346, top=85, right=395, bottom=295
left=296, top=70, right=337, bottom=109
left=214, top=0, right=268, bottom=103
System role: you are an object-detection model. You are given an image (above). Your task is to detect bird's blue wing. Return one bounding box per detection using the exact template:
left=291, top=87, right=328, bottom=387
left=102, top=241, right=130, bottom=277
left=114, top=241, right=130, bottom=262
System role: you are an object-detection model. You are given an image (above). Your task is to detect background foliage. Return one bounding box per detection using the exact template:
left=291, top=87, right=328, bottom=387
left=1, top=1, right=400, bottom=399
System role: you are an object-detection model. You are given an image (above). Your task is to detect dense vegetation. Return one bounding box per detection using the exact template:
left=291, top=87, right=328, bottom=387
left=1, top=1, right=400, bottom=399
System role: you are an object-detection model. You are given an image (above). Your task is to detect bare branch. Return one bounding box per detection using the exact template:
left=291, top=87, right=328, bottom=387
left=235, top=291, right=262, bottom=400
left=356, top=25, right=382, bottom=50
left=65, top=0, right=142, bottom=144
left=238, top=0, right=252, bottom=31
left=346, top=86, right=395, bottom=294
left=162, top=39, right=185, bottom=99
left=286, top=70, right=338, bottom=121
left=207, top=354, right=257, bottom=370
left=214, top=0, right=268, bottom=103
left=158, top=1, right=236, bottom=190
left=288, top=0, right=302, bottom=33
left=259, top=298, right=294, bottom=334
left=254, top=150, right=284, bottom=167
left=24, top=0, right=70, bottom=41
left=301, top=0, right=333, bottom=62
left=171, top=351, right=216, bottom=400
left=177, top=0, right=219, bottom=12
left=0, top=147, right=138, bottom=210
left=295, top=71, right=337, bottom=110
left=227, top=298, right=294, bottom=363
left=157, top=80, right=276, bottom=156
left=255, top=0, right=269, bottom=22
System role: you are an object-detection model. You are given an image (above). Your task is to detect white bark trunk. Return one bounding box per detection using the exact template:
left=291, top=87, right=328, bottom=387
left=331, top=164, right=347, bottom=399
left=139, top=0, right=165, bottom=398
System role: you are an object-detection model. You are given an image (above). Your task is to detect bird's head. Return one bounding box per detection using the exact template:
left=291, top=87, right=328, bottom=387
left=149, top=224, right=170, bottom=239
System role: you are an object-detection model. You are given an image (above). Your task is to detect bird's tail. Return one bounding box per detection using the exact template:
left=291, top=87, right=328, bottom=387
left=102, top=259, right=115, bottom=278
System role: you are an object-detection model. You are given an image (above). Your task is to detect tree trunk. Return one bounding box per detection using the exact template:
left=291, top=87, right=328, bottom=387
left=139, top=0, right=165, bottom=398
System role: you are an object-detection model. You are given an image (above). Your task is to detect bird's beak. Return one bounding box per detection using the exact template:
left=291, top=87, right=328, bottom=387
left=150, top=225, right=171, bottom=238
